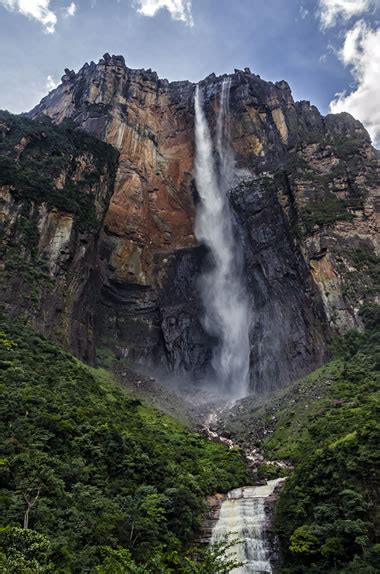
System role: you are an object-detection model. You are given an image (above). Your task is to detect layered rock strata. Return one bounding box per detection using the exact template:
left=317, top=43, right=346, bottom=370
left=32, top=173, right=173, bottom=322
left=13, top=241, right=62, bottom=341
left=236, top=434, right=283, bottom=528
left=2, top=54, right=378, bottom=391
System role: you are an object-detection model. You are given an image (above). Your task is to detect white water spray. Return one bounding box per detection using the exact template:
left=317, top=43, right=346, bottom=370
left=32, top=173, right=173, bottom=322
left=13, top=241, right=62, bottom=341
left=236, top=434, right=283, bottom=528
left=194, top=79, right=251, bottom=399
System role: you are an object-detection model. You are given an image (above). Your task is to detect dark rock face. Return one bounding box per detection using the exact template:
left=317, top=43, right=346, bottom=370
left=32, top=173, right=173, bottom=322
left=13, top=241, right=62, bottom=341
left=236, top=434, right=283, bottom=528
left=231, top=177, right=328, bottom=392
left=96, top=245, right=213, bottom=379
left=154, top=247, right=214, bottom=377
left=2, top=54, right=377, bottom=393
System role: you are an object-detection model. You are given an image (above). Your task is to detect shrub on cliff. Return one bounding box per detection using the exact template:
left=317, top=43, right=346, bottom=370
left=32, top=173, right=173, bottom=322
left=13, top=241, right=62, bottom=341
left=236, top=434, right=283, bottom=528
left=0, top=110, right=118, bottom=231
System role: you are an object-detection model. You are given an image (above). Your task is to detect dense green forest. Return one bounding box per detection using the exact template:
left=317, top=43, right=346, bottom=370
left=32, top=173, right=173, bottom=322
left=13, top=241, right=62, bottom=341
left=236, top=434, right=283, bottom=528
left=267, top=305, right=380, bottom=573
left=0, top=317, right=247, bottom=573
left=1, top=298, right=378, bottom=574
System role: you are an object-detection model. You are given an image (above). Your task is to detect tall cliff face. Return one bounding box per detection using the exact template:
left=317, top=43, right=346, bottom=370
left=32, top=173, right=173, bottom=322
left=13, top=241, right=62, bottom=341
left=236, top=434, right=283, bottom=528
left=30, top=55, right=196, bottom=281
left=7, top=54, right=379, bottom=392
left=0, top=111, right=118, bottom=361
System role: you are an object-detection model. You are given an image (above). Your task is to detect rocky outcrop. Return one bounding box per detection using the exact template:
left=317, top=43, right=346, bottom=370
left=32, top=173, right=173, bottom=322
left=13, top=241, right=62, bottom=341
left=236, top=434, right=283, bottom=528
left=96, top=245, right=213, bottom=376
left=196, top=492, right=226, bottom=546
left=4, top=55, right=377, bottom=392
left=231, top=176, right=328, bottom=392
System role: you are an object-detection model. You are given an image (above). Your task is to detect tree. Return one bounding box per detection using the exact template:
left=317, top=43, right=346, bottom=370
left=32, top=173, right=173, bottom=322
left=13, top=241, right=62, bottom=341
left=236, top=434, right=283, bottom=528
left=22, top=487, right=41, bottom=530
left=289, top=525, right=320, bottom=555
left=0, top=526, right=54, bottom=573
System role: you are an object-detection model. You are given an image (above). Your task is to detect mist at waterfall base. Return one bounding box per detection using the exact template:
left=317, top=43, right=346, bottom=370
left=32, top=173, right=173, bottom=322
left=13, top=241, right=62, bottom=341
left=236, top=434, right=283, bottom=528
left=194, top=79, right=251, bottom=401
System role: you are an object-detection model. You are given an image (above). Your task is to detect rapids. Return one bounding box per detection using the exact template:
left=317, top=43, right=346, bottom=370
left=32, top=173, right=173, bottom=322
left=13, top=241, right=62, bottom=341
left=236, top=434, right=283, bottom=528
left=211, top=479, right=286, bottom=573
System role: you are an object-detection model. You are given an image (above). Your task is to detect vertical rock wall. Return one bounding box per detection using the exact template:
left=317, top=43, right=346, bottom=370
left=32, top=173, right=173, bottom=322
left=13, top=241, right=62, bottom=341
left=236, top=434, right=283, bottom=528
left=7, top=56, right=377, bottom=391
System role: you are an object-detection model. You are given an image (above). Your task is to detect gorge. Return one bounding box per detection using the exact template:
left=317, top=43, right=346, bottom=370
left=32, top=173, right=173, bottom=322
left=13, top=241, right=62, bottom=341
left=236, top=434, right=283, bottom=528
left=0, top=53, right=379, bottom=573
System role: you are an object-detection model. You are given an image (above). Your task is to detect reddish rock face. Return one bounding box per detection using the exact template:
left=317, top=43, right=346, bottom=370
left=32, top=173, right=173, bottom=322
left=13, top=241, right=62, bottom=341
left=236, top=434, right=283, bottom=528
left=31, top=57, right=379, bottom=297
left=22, top=55, right=379, bottom=391
left=28, top=59, right=307, bottom=285
left=31, top=57, right=197, bottom=285
left=102, top=83, right=196, bottom=284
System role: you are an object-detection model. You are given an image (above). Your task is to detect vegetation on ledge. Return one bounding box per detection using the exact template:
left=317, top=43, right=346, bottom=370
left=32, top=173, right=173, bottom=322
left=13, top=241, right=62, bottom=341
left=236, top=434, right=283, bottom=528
left=0, top=110, right=118, bottom=231
left=300, top=194, right=354, bottom=230
left=0, top=317, right=247, bottom=573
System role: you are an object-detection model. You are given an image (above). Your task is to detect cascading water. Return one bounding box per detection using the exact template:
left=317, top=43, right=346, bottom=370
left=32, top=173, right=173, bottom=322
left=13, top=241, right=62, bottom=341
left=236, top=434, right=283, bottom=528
left=211, top=479, right=285, bottom=573
left=194, top=79, right=251, bottom=399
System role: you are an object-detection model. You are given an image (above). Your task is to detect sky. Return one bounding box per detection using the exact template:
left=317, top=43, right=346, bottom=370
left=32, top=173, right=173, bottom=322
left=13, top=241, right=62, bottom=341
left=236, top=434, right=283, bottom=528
left=0, top=0, right=379, bottom=146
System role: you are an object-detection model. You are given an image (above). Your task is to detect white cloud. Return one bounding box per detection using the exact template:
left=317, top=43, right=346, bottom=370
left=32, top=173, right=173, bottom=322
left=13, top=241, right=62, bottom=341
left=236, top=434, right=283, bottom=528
left=329, top=20, right=380, bottom=146
left=317, top=1, right=380, bottom=146
left=0, top=0, right=78, bottom=32
left=299, top=5, right=309, bottom=19
left=136, top=0, right=193, bottom=26
left=0, top=0, right=57, bottom=32
left=319, top=0, right=375, bottom=29
left=64, top=2, right=76, bottom=17
left=46, top=75, right=58, bottom=91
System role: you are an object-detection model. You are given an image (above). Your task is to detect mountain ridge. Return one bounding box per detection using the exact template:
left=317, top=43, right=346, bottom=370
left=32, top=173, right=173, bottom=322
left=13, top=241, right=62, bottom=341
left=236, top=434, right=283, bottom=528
left=0, top=52, right=378, bottom=393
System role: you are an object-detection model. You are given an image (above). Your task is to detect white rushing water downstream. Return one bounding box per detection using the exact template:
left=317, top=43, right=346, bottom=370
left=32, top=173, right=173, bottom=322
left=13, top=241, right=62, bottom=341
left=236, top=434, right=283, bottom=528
left=194, top=79, right=251, bottom=399
left=211, top=479, right=285, bottom=573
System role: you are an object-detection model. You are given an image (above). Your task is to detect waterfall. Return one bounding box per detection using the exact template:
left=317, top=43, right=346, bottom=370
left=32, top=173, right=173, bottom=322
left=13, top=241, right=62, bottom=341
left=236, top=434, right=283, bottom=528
left=211, top=479, right=285, bottom=573
left=194, top=79, right=251, bottom=399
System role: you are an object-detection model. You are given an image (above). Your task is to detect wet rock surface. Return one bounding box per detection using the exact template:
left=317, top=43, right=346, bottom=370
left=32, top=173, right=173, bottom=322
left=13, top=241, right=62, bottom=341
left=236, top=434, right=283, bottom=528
left=231, top=177, right=329, bottom=392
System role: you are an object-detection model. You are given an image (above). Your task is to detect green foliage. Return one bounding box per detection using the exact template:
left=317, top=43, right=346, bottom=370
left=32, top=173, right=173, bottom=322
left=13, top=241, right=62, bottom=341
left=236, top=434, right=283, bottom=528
left=284, top=139, right=373, bottom=236
left=2, top=248, right=54, bottom=303
left=335, top=246, right=380, bottom=303
left=348, top=250, right=380, bottom=296
left=289, top=525, right=319, bottom=555
left=95, top=346, right=119, bottom=370
left=255, top=463, right=288, bottom=481
left=0, top=316, right=247, bottom=572
left=0, top=526, right=54, bottom=573
left=0, top=330, right=16, bottom=350
left=0, top=531, right=244, bottom=574
left=301, top=194, right=353, bottom=230
left=270, top=306, right=380, bottom=573
left=0, top=110, right=118, bottom=231
left=332, top=137, right=367, bottom=160
left=92, top=538, right=244, bottom=573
